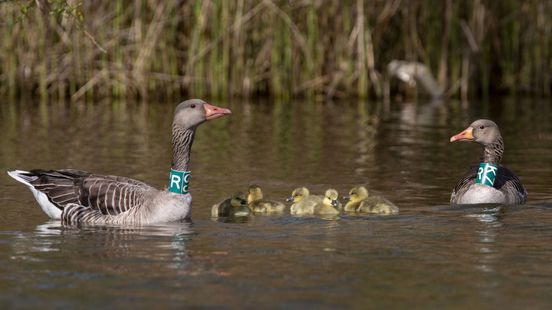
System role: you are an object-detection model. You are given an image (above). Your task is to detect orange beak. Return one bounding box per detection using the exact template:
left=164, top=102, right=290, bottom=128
left=450, top=127, right=474, bottom=142
left=204, top=103, right=232, bottom=120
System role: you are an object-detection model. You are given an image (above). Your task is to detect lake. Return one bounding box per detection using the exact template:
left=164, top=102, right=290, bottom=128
left=1, top=98, right=552, bottom=309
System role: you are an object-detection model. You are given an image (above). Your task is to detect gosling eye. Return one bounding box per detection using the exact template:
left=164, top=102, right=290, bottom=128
left=479, top=125, right=484, bottom=129
left=190, top=104, right=196, bottom=108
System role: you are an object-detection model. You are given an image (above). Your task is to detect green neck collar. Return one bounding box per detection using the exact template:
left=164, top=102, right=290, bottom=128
left=476, top=163, right=497, bottom=187
left=168, top=169, right=190, bottom=194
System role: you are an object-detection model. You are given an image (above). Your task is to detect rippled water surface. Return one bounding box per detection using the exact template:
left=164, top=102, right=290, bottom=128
left=1, top=98, right=552, bottom=309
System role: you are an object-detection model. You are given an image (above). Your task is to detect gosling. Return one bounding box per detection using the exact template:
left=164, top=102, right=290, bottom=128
left=313, top=189, right=341, bottom=215
left=344, top=186, right=399, bottom=215
left=288, top=187, right=322, bottom=215
left=247, top=185, right=286, bottom=213
left=211, top=192, right=251, bottom=217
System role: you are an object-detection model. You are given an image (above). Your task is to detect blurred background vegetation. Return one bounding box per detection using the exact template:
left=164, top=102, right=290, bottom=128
left=0, top=0, right=550, bottom=101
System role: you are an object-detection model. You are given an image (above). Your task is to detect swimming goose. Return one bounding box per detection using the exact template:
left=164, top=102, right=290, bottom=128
left=247, top=185, right=286, bottom=213
left=344, top=186, right=399, bottom=214
left=288, top=187, right=322, bottom=215
left=8, top=99, right=232, bottom=225
left=211, top=192, right=250, bottom=217
left=449, top=119, right=527, bottom=205
left=313, top=189, right=341, bottom=215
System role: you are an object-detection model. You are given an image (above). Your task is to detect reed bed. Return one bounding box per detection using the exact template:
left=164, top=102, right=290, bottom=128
left=0, top=0, right=550, bottom=101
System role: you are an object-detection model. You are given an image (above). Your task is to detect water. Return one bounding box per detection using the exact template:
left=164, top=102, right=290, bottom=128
left=1, top=98, right=552, bottom=309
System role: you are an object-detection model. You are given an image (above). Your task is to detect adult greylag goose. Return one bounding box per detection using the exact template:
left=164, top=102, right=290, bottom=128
left=247, top=185, right=286, bottom=213
left=344, top=186, right=399, bottom=214
left=7, top=99, right=231, bottom=225
left=449, top=119, right=527, bottom=205
left=211, top=192, right=250, bottom=217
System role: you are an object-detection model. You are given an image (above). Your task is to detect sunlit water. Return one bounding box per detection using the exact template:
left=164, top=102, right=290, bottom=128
left=1, top=98, right=552, bottom=309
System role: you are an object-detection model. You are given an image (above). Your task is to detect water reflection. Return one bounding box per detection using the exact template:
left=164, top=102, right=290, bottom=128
left=10, top=220, right=195, bottom=273
left=472, top=207, right=503, bottom=275
left=211, top=216, right=251, bottom=224
left=353, top=101, right=378, bottom=176
left=2, top=98, right=552, bottom=308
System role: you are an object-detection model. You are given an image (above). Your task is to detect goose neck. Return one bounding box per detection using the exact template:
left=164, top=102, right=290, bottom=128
left=483, top=136, right=504, bottom=164
left=171, top=125, right=196, bottom=171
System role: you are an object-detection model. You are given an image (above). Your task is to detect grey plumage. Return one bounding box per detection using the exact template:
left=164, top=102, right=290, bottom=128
left=387, top=60, right=445, bottom=99
left=8, top=99, right=231, bottom=225
left=17, top=169, right=151, bottom=215
left=450, top=119, right=527, bottom=205
left=450, top=165, right=527, bottom=204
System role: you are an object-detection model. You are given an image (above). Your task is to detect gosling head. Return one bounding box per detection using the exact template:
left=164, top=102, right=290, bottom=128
left=247, top=185, right=263, bottom=204
left=287, top=187, right=310, bottom=203
left=230, top=192, right=248, bottom=208
left=346, top=186, right=369, bottom=203
left=324, top=189, right=340, bottom=207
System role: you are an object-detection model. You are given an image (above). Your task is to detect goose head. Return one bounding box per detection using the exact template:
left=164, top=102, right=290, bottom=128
left=323, top=189, right=340, bottom=207
left=287, top=187, right=309, bottom=203
left=173, top=99, right=232, bottom=129
left=247, top=185, right=263, bottom=204
left=450, top=119, right=502, bottom=146
left=230, top=192, right=248, bottom=208
left=346, top=186, right=369, bottom=203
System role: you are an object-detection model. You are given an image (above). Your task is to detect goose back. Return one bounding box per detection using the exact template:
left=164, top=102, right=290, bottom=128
left=20, top=169, right=155, bottom=216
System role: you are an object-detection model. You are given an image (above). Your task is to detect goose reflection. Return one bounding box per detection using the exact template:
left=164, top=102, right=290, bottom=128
left=13, top=220, right=196, bottom=272
left=465, top=205, right=506, bottom=275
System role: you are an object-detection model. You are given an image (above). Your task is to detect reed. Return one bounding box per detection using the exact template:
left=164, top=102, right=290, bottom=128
left=0, top=0, right=549, bottom=101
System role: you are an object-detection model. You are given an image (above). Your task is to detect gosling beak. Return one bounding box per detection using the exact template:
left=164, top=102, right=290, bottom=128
left=286, top=196, right=293, bottom=202
left=343, top=195, right=350, bottom=201
left=331, top=200, right=339, bottom=207
left=450, top=127, right=474, bottom=142
left=204, top=103, right=232, bottom=121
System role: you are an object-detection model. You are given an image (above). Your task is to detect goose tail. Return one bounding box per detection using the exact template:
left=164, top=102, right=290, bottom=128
left=7, top=170, right=37, bottom=187
left=7, top=170, right=63, bottom=219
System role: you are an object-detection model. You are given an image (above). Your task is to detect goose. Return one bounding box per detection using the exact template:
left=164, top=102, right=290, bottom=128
left=247, top=185, right=286, bottom=213
left=211, top=192, right=250, bottom=217
left=449, top=119, right=527, bottom=204
left=387, top=60, right=445, bottom=99
left=344, top=186, right=399, bottom=214
left=288, top=187, right=322, bottom=215
left=7, top=99, right=232, bottom=225
left=313, top=189, right=341, bottom=215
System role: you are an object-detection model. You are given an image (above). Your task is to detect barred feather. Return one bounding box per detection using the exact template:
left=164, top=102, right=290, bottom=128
left=21, top=169, right=153, bottom=215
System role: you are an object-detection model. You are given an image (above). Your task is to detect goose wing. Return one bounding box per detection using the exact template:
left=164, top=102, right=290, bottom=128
left=23, top=169, right=154, bottom=215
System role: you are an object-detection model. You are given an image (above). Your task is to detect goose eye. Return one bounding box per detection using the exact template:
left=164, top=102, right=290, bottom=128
left=190, top=104, right=196, bottom=108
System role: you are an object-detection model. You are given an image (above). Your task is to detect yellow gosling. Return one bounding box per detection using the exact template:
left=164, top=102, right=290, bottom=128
left=314, top=189, right=341, bottom=215
left=288, top=187, right=322, bottom=215
left=344, top=186, right=399, bottom=215
left=247, top=185, right=286, bottom=213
